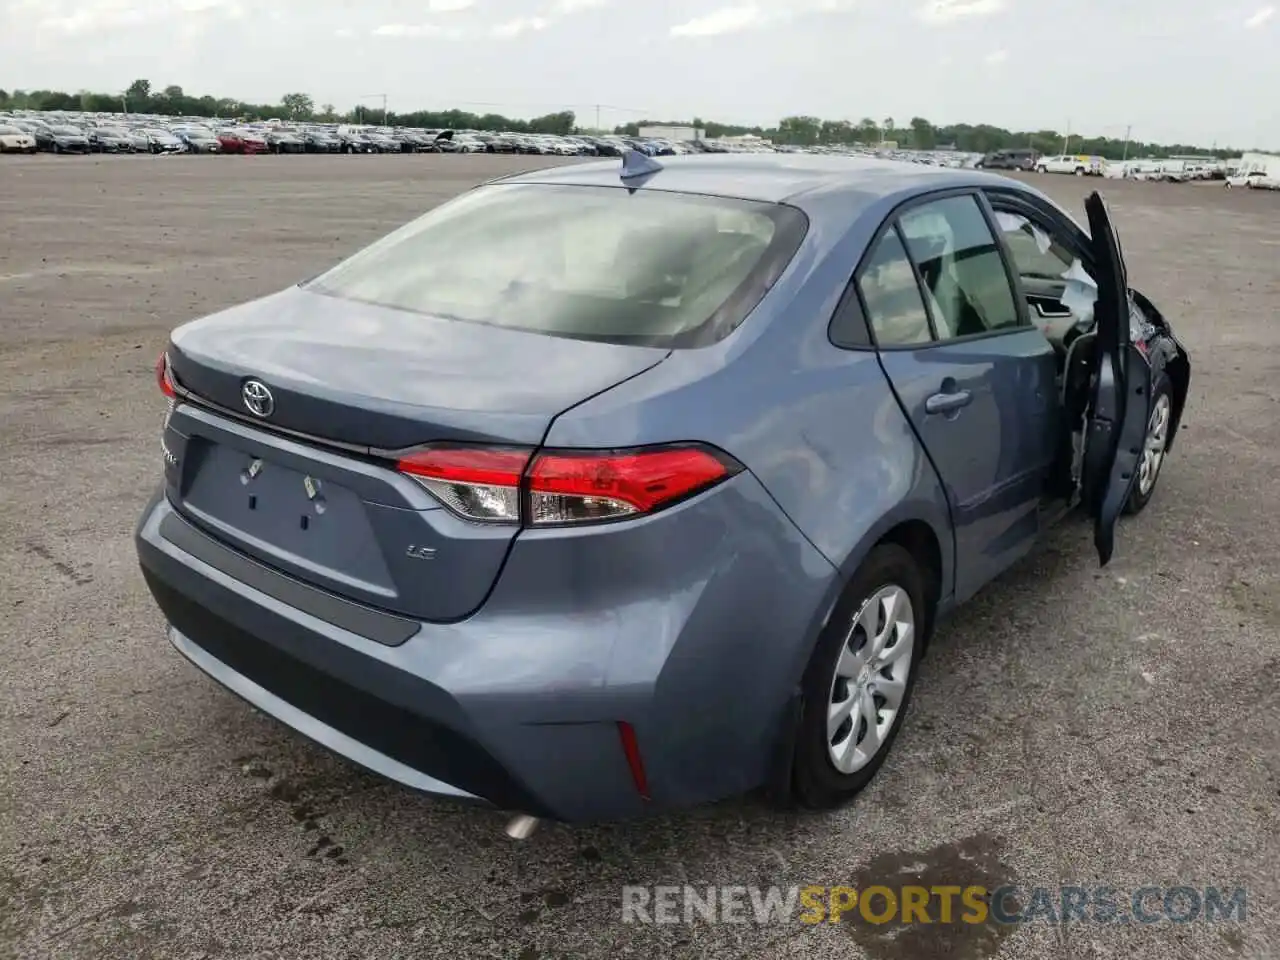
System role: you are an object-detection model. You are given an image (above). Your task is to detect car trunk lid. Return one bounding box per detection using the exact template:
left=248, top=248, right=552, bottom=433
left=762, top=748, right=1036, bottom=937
left=162, top=287, right=668, bottom=621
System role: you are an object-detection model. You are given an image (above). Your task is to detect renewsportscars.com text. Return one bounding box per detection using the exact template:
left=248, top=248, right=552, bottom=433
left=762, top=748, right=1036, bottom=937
left=621, top=884, right=1248, bottom=926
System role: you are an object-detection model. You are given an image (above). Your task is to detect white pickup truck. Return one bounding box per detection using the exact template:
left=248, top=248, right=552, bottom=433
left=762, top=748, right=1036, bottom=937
left=1225, top=153, right=1280, bottom=189
left=1035, top=154, right=1104, bottom=176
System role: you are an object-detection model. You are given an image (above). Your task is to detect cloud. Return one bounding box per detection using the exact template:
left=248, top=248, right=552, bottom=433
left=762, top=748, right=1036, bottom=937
left=372, top=21, right=463, bottom=37
left=333, top=26, right=354, bottom=37
left=670, top=5, right=770, bottom=35
left=491, top=15, right=549, bottom=36
left=916, top=0, right=1005, bottom=23
left=1244, top=5, right=1274, bottom=27
left=669, top=0, right=854, bottom=37
left=551, top=0, right=608, bottom=11
left=32, top=0, right=244, bottom=32
left=371, top=0, right=599, bottom=41
left=983, top=48, right=1008, bottom=64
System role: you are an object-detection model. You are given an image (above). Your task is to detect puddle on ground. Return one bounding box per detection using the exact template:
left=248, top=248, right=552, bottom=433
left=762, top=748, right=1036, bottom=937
left=839, top=832, right=1018, bottom=960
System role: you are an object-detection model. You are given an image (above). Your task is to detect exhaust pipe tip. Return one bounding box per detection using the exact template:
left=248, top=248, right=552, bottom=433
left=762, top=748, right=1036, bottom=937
left=505, top=814, right=540, bottom=840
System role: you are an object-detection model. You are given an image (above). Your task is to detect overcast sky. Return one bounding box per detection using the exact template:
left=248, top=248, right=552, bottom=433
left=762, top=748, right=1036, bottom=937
left=2, top=0, right=1276, bottom=147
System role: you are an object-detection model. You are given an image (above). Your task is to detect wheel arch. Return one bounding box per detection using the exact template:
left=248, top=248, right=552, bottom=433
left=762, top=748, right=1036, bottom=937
left=800, top=505, right=954, bottom=687
left=877, top=519, right=944, bottom=644
left=764, top=514, right=949, bottom=807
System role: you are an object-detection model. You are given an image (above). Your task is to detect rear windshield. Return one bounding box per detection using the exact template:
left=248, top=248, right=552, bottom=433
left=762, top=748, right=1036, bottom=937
left=304, top=183, right=808, bottom=347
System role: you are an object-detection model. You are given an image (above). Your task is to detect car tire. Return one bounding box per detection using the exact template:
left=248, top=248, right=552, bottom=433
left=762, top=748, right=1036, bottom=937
left=1124, top=373, right=1173, bottom=516
left=791, top=543, right=929, bottom=809
left=1036, top=165, right=1047, bottom=173
left=1074, top=167, right=1086, bottom=176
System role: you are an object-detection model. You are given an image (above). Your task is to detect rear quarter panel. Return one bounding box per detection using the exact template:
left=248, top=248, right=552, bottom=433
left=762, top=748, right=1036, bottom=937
left=544, top=185, right=956, bottom=678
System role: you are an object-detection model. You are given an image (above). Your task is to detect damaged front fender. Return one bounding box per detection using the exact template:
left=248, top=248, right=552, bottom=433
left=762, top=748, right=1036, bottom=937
left=1130, top=288, right=1192, bottom=452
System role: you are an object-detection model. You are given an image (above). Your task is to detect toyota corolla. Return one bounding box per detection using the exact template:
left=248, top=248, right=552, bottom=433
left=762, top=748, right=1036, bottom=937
left=136, top=153, right=1190, bottom=827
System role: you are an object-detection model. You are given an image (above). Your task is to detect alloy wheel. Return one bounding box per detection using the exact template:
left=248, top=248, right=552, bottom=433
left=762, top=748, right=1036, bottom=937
left=826, top=584, right=915, bottom=774
left=1137, top=392, right=1171, bottom=496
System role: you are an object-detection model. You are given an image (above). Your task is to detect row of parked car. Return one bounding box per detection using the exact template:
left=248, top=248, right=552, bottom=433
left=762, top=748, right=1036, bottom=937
left=966, top=146, right=1280, bottom=186
left=0, top=111, right=689, bottom=158
left=7, top=110, right=1274, bottom=193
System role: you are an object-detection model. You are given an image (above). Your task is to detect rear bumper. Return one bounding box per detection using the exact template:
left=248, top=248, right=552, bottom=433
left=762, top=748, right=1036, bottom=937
left=136, top=479, right=837, bottom=822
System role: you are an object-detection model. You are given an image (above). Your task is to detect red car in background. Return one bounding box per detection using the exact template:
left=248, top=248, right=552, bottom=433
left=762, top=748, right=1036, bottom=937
left=216, top=129, right=268, bottom=154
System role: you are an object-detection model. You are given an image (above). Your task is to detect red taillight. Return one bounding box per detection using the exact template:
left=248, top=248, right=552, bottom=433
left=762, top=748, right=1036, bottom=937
left=397, top=447, right=529, bottom=523
left=617, top=721, right=650, bottom=800
left=528, top=448, right=732, bottom=524
left=156, top=351, right=176, bottom=398
left=396, top=444, right=738, bottom=526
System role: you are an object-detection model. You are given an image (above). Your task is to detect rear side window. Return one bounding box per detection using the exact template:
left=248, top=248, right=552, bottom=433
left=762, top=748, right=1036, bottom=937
left=856, top=228, right=932, bottom=346
left=305, top=183, right=808, bottom=348
left=898, top=195, right=1022, bottom=339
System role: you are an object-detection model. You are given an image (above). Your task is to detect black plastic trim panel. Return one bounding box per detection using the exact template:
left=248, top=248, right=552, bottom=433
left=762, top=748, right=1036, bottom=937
left=143, top=572, right=549, bottom=815
left=159, top=509, right=421, bottom=647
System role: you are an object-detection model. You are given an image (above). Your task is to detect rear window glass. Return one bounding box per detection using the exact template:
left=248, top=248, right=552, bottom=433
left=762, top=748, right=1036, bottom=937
left=304, top=183, right=807, bottom=347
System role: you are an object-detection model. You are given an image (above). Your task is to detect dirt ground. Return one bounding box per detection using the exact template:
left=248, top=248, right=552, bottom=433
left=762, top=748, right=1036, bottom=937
left=1, top=155, right=1277, bottom=960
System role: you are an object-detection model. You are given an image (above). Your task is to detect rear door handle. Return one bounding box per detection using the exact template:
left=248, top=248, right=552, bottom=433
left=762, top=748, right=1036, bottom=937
left=925, top=390, right=973, bottom=415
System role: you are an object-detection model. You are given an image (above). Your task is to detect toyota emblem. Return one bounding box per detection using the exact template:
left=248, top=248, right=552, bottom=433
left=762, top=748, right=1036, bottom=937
left=241, top=379, right=275, bottom=418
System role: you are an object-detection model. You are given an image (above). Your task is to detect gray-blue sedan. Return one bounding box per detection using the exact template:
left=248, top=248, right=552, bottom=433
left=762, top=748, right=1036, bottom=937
left=136, top=152, right=1190, bottom=827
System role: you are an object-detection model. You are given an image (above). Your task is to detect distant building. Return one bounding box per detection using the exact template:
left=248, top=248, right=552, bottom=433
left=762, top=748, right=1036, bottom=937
left=638, top=124, right=704, bottom=142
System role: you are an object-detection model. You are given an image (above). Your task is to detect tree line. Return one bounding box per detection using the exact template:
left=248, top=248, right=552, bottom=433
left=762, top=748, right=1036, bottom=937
left=0, top=81, right=1242, bottom=157
left=623, top=115, right=1240, bottom=160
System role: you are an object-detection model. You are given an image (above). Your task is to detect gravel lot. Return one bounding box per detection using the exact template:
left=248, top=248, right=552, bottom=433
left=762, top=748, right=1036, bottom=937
left=2, top=155, right=1278, bottom=960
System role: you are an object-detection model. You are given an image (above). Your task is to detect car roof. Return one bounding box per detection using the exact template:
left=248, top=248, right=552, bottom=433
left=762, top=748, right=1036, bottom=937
left=497, top=153, right=1019, bottom=209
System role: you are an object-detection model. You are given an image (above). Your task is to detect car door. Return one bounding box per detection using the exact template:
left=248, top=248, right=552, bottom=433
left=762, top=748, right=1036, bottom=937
left=1079, top=192, right=1152, bottom=565
left=983, top=187, right=1156, bottom=564
left=862, top=192, right=1059, bottom=602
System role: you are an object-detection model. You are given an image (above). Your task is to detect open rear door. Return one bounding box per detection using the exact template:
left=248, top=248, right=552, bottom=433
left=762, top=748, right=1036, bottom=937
left=1080, top=192, right=1153, bottom=566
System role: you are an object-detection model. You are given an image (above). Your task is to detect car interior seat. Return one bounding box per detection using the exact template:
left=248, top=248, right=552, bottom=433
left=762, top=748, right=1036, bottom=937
left=901, top=212, right=962, bottom=338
